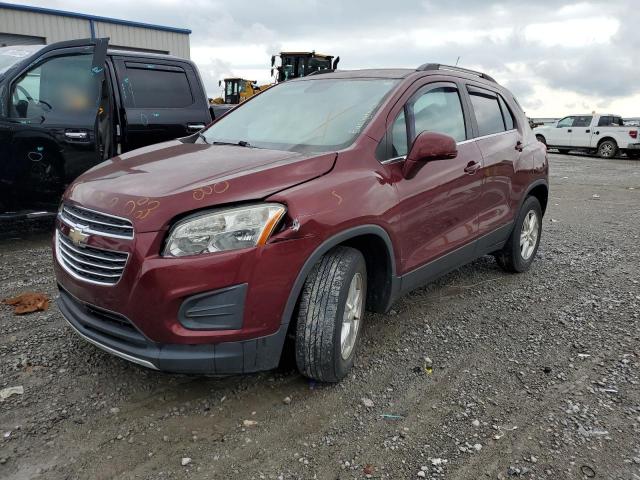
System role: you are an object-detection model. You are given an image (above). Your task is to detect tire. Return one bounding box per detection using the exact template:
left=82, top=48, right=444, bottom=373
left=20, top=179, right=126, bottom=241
left=295, top=246, right=367, bottom=383
left=597, top=140, right=618, bottom=158
left=557, top=149, right=570, bottom=155
left=535, top=135, right=546, bottom=146
left=495, top=196, right=542, bottom=273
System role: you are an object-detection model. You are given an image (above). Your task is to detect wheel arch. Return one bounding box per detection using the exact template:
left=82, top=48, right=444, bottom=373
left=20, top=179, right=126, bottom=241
left=280, top=225, right=398, bottom=330
left=523, top=179, right=549, bottom=217
left=597, top=136, right=618, bottom=148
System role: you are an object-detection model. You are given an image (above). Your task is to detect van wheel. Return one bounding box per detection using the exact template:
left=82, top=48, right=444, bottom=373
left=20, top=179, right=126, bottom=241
left=495, top=196, right=542, bottom=273
left=598, top=140, right=617, bottom=158
left=295, top=246, right=367, bottom=383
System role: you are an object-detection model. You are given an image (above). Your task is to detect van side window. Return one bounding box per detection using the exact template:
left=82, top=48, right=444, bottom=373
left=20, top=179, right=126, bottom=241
left=121, top=65, right=193, bottom=108
left=10, top=53, right=97, bottom=118
left=411, top=86, right=466, bottom=142
left=469, top=91, right=505, bottom=136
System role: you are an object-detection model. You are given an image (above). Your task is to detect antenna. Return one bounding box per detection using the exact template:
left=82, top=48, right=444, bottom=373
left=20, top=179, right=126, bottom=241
left=455, top=56, right=461, bottom=66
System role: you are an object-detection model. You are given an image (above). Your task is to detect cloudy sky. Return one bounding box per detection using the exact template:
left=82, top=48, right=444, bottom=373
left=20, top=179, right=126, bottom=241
left=10, top=0, right=640, bottom=117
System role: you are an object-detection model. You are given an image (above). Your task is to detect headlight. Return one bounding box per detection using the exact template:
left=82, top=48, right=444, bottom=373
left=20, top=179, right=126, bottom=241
left=163, top=203, right=286, bottom=257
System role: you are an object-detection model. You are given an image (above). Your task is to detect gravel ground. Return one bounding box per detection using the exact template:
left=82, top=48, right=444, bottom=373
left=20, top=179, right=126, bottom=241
left=1, top=153, right=639, bottom=480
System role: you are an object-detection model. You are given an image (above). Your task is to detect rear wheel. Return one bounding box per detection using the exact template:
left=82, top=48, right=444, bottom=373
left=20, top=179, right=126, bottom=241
left=597, top=140, right=618, bottom=158
left=495, top=196, right=542, bottom=273
left=295, top=246, right=367, bottom=383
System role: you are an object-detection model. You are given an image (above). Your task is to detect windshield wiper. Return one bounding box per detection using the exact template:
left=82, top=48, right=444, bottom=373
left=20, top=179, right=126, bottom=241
left=212, top=140, right=254, bottom=148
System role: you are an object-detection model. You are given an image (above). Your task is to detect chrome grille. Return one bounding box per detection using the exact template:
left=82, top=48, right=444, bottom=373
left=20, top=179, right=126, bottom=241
left=56, top=231, right=128, bottom=286
left=59, top=203, right=134, bottom=239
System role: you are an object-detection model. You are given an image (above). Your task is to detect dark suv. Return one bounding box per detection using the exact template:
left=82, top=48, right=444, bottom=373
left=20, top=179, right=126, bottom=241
left=53, top=63, right=548, bottom=382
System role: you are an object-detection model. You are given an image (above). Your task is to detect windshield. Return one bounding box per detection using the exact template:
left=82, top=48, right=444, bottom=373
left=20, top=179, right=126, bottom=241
left=202, top=78, right=398, bottom=152
left=0, top=45, right=44, bottom=75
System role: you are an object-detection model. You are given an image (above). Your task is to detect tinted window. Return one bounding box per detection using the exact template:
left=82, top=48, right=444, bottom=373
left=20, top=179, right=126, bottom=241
left=390, top=110, right=408, bottom=157
left=412, top=87, right=466, bottom=142
left=122, top=66, right=192, bottom=108
left=203, top=79, right=398, bottom=153
left=469, top=92, right=505, bottom=136
left=612, top=116, right=623, bottom=126
left=598, top=115, right=623, bottom=127
left=498, top=95, right=515, bottom=130
left=10, top=53, right=99, bottom=118
left=573, top=115, right=592, bottom=127
left=557, top=116, right=574, bottom=128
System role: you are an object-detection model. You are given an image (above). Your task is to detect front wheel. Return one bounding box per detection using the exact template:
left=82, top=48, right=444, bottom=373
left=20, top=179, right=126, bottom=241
left=295, top=246, right=367, bottom=383
left=495, top=196, right=542, bottom=273
left=598, top=140, right=618, bottom=158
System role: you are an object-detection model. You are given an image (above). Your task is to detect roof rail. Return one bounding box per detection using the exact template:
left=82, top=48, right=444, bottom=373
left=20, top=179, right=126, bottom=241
left=416, top=63, right=496, bottom=83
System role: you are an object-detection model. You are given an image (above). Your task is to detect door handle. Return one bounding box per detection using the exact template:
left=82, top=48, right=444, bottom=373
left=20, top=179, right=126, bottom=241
left=187, top=123, right=206, bottom=131
left=64, top=130, right=88, bottom=140
left=567, top=129, right=572, bottom=133
left=515, top=140, right=524, bottom=152
left=585, top=129, right=590, bottom=133
left=464, top=161, right=481, bottom=174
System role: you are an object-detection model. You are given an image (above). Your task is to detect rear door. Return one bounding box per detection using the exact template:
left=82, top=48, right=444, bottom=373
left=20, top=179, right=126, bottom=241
left=112, top=57, right=210, bottom=152
left=0, top=38, right=107, bottom=208
left=465, top=85, right=522, bottom=237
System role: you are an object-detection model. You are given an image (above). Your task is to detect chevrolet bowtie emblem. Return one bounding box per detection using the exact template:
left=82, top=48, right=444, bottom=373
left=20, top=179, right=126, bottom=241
left=68, top=227, right=90, bottom=246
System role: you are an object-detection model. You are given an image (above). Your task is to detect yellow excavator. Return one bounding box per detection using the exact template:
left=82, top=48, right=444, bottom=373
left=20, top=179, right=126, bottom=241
left=211, top=51, right=340, bottom=107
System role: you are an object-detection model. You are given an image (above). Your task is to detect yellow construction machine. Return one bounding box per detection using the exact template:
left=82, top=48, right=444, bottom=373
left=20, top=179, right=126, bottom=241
left=211, top=78, right=270, bottom=105
left=271, top=51, right=340, bottom=82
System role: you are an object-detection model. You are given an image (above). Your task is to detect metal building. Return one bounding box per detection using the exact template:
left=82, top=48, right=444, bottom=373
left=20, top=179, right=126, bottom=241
left=0, top=2, right=191, bottom=58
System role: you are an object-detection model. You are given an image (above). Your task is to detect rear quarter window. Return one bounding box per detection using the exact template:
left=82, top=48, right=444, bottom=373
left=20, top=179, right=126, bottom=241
left=120, top=64, right=193, bottom=108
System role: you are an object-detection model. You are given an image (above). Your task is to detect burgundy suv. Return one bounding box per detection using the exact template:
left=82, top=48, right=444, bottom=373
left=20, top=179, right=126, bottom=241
left=53, top=64, right=548, bottom=382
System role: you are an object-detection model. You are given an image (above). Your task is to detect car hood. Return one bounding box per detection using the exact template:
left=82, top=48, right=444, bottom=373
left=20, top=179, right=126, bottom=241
left=64, top=140, right=336, bottom=232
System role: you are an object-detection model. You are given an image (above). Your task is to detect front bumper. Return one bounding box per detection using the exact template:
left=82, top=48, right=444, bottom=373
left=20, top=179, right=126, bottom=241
left=57, top=287, right=287, bottom=374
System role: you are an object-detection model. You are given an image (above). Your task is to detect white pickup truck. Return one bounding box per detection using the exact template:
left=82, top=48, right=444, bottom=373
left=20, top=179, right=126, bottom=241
left=533, top=114, right=640, bottom=159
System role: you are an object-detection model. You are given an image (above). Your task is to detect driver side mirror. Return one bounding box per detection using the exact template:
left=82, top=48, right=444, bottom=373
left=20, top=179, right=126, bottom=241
left=402, top=131, right=457, bottom=180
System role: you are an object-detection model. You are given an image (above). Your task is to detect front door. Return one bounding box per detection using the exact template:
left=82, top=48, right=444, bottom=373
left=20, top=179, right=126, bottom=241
left=547, top=115, right=574, bottom=147
left=569, top=115, right=593, bottom=147
left=383, top=82, right=483, bottom=276
left=0, top=38, right=107, bottom=208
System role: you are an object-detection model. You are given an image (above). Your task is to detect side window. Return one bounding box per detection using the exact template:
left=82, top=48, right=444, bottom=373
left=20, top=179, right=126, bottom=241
left=573, top=115, right=592, bottom=127
left=469, top=91, right=505, bottom=136
left=10, top=53, right=97, bottom=118
left=121, top=64, right=193, bottom=108
left=612, top=116, right=623, bottom=126
left=390, top=110, right=408, bottom=157
left=411, top=87, right=466, bottom=142
left=497, top=95, right=515, bottom=130
left=597, top=116, right=610, bottom=127
left=557, top=116, right=574, bottom=128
